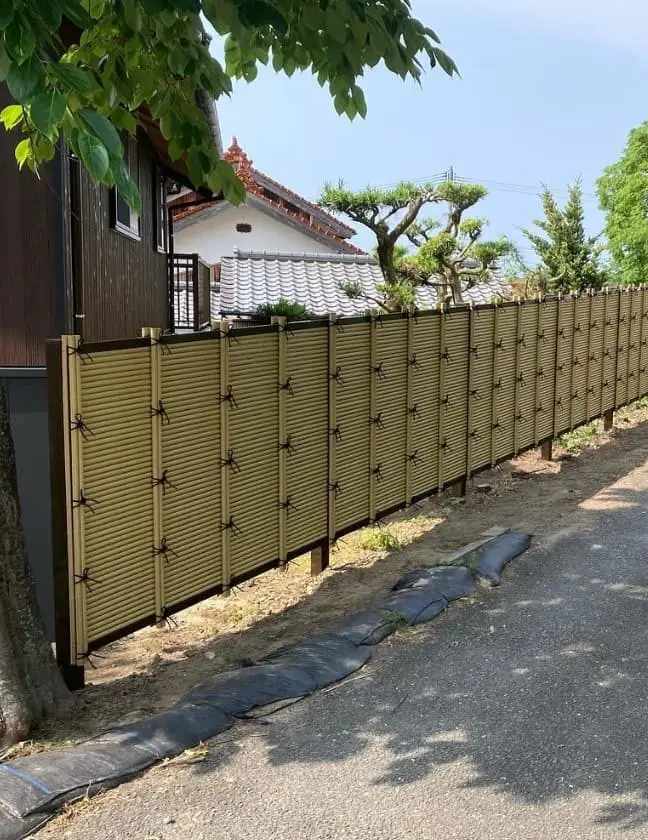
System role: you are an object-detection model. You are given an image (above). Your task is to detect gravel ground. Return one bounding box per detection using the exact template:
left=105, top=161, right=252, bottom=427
left=40, top=435, right=648, bottom=839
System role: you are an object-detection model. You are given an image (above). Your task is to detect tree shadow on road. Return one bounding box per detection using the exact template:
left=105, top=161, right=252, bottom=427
left=194, top=479, right=648, bottom=832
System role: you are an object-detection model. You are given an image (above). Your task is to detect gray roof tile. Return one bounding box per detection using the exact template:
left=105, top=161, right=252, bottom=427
left=217, top=250, right=512, bottom=316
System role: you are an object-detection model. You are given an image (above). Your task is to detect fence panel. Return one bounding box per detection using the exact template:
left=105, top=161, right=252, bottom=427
left=78, top=344, right=154, bottom=649
left=227, top=330, right=280, bottom=581
left=284, top=324, right=329, bottom=555
left=159, top=338, right=222, bottom=610
left=410, top=312, right=441, bottom=496
left=374, top=317, right=409, bottom=513
left=334, top=321, right=372, bottom=534
left=52, top=290, right=648, bottom=675
left=467, top=306, right=495, bottom=472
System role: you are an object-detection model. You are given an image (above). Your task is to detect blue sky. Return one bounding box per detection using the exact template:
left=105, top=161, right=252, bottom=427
left=213, top=0, right=647, bottom=258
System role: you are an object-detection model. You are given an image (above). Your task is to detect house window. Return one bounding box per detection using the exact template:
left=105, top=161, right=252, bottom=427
left=155, top=169, right=167, bottom=252
left=236, top=223, right=252, bottom=233
left=112, top=136, right=140, bottom=239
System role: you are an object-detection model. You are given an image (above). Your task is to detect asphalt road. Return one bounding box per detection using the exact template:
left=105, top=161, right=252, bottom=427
left=44, top=453, right=648, bottom=840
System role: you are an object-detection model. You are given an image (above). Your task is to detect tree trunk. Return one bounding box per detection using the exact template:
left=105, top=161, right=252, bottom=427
left=0, top=382, right=69, bottom=748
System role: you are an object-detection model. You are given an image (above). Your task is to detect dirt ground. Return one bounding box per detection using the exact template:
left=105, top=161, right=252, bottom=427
left=20, top=400, right=648, bottom=753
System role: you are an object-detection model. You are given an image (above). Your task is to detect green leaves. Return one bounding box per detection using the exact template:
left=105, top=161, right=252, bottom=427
left=112, top=157, right=141, bottom=214
left=7, top=55, right=43, bottom=102
left=0, top=104, right=24, bottom=130
left=49, top=61, right=97, bottom=95
left=4, top=19, right=36, bottom=65
left=238, top=1, right=288, bottom=33
left=78, top=132, right=110, bottom=180
left=30, top=91, right=66, bottom=135
left=14, top=138, right=31, bottom=168
left=78, top=109, right=123, bottom=156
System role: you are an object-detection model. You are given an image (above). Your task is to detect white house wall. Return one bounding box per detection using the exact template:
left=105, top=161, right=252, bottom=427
left=174, top=203, right=339, bottom=266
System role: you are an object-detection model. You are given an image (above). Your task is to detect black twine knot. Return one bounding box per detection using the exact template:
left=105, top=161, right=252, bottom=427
left=370, top=413, right=385, bottom=429
left=407, top=450, right=421, bottom=465
left=73, top=491, right=98, bottom=513
left=329, top=481, right=342, bottom=498
left=469, top=429, right=479, bottom=438
left=150, top=401, right=170, bottom=424
left=219, top=385, right=238, bottom=408
left=470, top=345, right=479, bottom=357
left=330, top=424, right=342, bottom=441
left=278, top=436, right=297, bottom=455
left=220, top=517, right=241, bottom=536
left=329, top=366, right=344, bottom=384
left=517, top=373, right=526, bottom=385
left=71, top=413, right=94, bottom=439
left=493, top=378, right=502, bottom=391
left=373, top=361, right=386, bottom=379
left=518, top=333, right=527, bottom=347
left=153, top=538, right=177, bottom=562
left=590, top=320, right=598, bottom=329
left=440, top=346, right=453, bottom=362
left=220, top=449, right=241, bottom=472
left=537, top=330, right=547, bottom=344
left=372, top=465, right=383, bottom=482
left=440, top=395, right=452, bottom=410
left=151, top=470, right=176, bottom=494
left=279, top=497, right=298, bottom=515
left=408, top=353, right=421, bottom=369
left=408, top=404, right=421, bottom=419
left=278, top=377, right=295, bottom=396
left=74, top=568, right=101, bottom=592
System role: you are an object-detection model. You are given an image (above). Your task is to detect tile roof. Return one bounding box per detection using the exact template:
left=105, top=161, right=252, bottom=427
left=217, top=250, right=513, bottom=316
left=169, top=139, right=363, bottom=254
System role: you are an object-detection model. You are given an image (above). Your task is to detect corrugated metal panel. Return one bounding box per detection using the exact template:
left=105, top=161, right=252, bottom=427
left=160, top=339, right=222, bottom=608
left=79, top=347, right=154, bottom=643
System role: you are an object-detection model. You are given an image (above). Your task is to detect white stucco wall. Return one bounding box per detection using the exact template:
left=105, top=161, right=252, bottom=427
left=174, top=203, right=340, bottom=265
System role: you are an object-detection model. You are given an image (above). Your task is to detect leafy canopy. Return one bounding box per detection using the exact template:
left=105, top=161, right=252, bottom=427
left=0, top=0, right=457, bottom=211
left=598, top=122, right=648, bottom=287
left=322, top=178, right=509, bottom=310
left=523, top=180, right=606, bottom=294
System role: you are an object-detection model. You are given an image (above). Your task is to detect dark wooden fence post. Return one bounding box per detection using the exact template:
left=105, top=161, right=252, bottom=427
left=311, top=541, right=330, bottom=575
left=603, top=409, right=614, bottom=431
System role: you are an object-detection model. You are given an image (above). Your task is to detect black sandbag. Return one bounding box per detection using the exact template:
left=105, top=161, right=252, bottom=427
left=393, top=565, right=476, bottom=601
left=0, top=704, right=231, bottom=820
left=382, top=588, right=448, bottom=625
left=0, top=808, right=46, bottom=840
left=258, top=634, right=372, bottom=689
left=181, top=662, right=316, bottom=714
left=475, top=531, right=532, bottom=585
left=328, top=610, right=395, bottom=646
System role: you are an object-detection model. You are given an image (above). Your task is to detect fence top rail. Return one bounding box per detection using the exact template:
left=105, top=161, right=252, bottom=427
left=49, top=288, right=640, bottom=355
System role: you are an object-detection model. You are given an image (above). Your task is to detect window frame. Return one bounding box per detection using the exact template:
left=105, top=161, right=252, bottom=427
left=111, top=136, right=141, bottom=240
left=154, top=168, right=168, bottom=253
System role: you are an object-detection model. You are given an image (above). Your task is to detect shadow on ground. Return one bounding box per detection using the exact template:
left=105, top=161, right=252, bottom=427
left=173, top=473, right=648, bottom=832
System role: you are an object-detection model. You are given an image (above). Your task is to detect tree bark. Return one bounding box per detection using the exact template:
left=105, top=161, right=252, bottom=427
left=0, top=382, right=69, bottom=748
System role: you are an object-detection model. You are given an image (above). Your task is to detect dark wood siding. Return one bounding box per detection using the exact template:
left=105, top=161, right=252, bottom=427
left=74, top=130, right=168, bottom=341
left=0, top=86, right=58, bottom=367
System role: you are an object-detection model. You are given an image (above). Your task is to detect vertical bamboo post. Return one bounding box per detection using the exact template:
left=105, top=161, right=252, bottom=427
left=569, top=294, right=578, bottom=430
left=327, top=313, right=337, bottom=544
left=534, top=293, right=543, bottom=446
left=641, top=286, right=647, bottom=398
left=144, top=327, right=165, bottom=621
left=64, top=334, right=88, bottom=662
left=613, top=288, right=622, bottom=410
left=219, top=320, right=232, bottom=589
left=438, top=304, right=447, bottom=490
left=552, top=294, right=562, bottom=439
left=625, top=289, right=633, bottom=403
left=490, top=302, right=499, bottom=467
left=274, top=316, right=288, bottom=565
left=405, top=312, right=414, bottom=505
left=465, top=304, right=475, bottom=479
left=368, top=314, right=377, bottom=521
left=513, top=298, right=522, bottom=455
left=585, top=291, right=594, bottom=422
